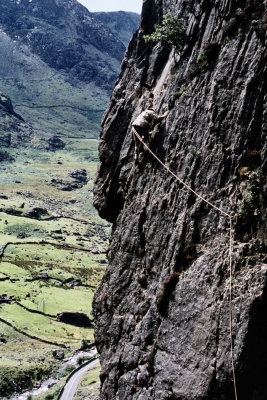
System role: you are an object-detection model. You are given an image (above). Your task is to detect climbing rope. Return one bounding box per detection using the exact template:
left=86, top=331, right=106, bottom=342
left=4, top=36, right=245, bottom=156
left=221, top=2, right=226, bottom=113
left=229, top=217, right=238, bottom=400
left=132, top=127, right=238, bottom=400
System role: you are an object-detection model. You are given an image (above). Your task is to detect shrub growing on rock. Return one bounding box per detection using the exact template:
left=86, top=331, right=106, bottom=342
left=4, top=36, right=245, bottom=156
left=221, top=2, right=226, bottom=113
left=143, top=14, right=186, bottom=52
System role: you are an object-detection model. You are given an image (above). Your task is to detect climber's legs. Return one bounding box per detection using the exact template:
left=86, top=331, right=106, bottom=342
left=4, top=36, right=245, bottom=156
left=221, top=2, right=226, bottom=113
left=132, top=126, right=147, bottom=162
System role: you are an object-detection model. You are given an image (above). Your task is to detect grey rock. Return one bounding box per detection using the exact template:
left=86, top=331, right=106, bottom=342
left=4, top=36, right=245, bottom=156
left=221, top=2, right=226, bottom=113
left=39, top=273, right=49, bottom=280
left=0, top=0, right=132, bottom=90
left=32, top=133, right=65, bottom=151
left=17, top=232, right=30, bottom=239
left=0, top=91, right=23, bottom=120
left=93, top=0, right=266, bottom=399
left=69, top=169, right=87, bottom=182
left=0, top=336, right=7, bottom=344
left=0, top=133, right=11, bottom=147
left=98, top=259, right=108, bottom=264
left=4, top=207, right=23, bottom=216
left=50, top=169, right=88, bottom=191
left=0, top=92, right=33, bottom=156
left=63, top=277, right=82, bottom=287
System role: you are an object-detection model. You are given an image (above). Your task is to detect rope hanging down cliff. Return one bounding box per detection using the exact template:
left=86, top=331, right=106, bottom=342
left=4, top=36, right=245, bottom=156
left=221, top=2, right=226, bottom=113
left=132, top=126, right=238, bottom=400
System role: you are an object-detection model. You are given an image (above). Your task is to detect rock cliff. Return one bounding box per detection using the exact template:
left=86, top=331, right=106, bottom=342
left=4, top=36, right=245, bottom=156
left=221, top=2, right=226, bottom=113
left=0, top=91, right=33, bottom=155
left=93, top=0, right=266, bottom=399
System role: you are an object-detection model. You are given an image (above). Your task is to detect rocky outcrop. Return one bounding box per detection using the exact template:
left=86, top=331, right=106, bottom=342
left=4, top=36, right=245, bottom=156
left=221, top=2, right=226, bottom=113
left=0, top=92, right=34, bottom=160
left=56, top=311, right=93, bottom=328
left=52, top=349, right=65, bottom=360
left=50, top=169, right=88, bottom=191
left=0, top=294, right=16, bottom=303
left=24, top=206, right=49, bottom=218
left=31, top=133, right=65, bottom=151
left=0, top=91, right=23, bottom=121
left=0, top=1, right=140, bottom=138
left=0, top=151, right=14, bottom=162
left=93, top=0, right=266, bottom=399
left=0, top=91, right=66, bottom=157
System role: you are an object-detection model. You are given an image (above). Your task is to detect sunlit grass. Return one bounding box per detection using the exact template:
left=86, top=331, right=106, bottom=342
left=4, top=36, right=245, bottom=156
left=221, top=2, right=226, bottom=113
left=0, top=127, right=108, bottom=397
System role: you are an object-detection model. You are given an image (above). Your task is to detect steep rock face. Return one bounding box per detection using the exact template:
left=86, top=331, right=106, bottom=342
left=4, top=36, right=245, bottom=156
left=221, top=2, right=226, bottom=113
left=93, top=0, right=266, bottom=399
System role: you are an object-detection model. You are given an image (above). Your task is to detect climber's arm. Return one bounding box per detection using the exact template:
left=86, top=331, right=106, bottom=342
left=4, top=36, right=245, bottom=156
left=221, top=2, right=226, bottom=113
left=153, top=110, right=169, bottom=124
left=158, top=110, right=169, bottom=120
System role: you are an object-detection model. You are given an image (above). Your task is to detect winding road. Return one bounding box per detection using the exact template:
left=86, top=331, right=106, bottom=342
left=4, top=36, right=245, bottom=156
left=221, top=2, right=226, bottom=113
left=59, top=358, right=99, bottom=400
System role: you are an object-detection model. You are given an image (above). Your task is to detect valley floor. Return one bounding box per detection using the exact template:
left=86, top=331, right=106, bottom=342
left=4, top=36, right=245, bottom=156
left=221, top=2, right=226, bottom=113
left=0, top=140, right=108, bottom=398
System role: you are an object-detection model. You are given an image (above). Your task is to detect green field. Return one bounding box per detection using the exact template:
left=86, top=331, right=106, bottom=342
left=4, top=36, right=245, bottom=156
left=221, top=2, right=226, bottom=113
left=0, top=322, right=65, bottom=398
left=0, top=138, right=108, bottom=397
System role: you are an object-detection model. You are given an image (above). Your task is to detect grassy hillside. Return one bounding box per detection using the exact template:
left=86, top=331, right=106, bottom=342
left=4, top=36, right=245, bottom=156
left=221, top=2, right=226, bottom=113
left=0, top=32, right=108, bottom=138
left=0, top=1, right=140, bottom=139
left=93, top=11, right=140, bottom=47
left=0, top=2, right=140, bottom=397
left=0, top=139, right=109, bottom=397
left=0, top=322, right=63, bottom=398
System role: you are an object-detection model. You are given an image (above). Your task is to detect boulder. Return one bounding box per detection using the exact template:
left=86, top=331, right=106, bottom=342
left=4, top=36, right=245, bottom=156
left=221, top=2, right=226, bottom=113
left=56, top=311, right=92, bottom=328
left=32, top=133, right=65, bottom=151
left=47, top=135, right=65, bottom=150
left=52, top=350, right=65, bottom=360
left=0, top=133, right=11, bottom=147
left=24, top=206, right=48, bottom=218
left=39, top=272, right=49, bottom=280
left=64, top=277, right=82, bottom=287
left=69, top=169, right=87, bottom=182
left=17, top=232, right=31, bottom=239
left=50, top=169, right=88, bottom=191
left=0, top=336, right=7, bottom=344
left=0, top=92, right=24, bottom=121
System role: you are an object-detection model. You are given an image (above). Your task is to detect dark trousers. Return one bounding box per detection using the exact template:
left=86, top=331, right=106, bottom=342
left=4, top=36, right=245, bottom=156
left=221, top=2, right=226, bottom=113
left=132, top=125, right=150, bottom=161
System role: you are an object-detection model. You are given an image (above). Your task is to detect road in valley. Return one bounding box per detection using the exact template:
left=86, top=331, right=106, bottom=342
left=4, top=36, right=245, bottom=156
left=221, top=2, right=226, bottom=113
left=9, top=350, right=98, bottom=400
left=59, top=358, right=99, bottom=400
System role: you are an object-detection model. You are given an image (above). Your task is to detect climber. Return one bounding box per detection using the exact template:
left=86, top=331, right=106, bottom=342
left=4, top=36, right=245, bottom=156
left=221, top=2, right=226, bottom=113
left=132, top=107, right=169, bottom=161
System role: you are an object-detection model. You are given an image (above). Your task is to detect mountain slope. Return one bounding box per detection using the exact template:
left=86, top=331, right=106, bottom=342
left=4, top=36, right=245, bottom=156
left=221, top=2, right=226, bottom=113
left=94, top=11, right=140, bottom=47
left=0, top=0, right=139, bottom=138
left=0, top=31, right=106, bottom=138
left=0, top=0, right=124, bottom=88
left=93, top=0, right=266, bottom=399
